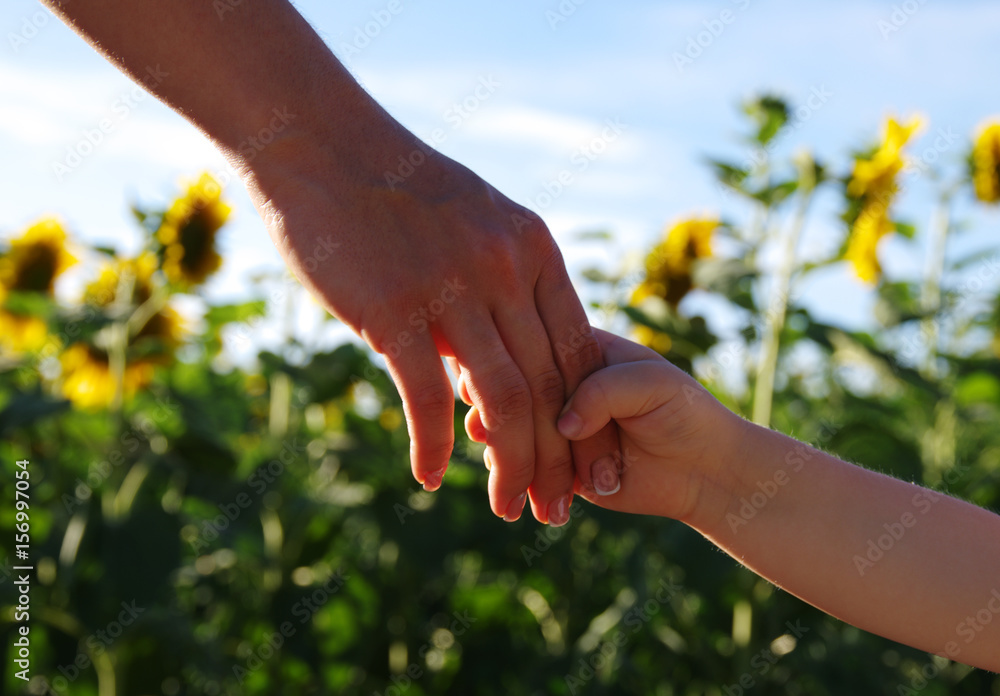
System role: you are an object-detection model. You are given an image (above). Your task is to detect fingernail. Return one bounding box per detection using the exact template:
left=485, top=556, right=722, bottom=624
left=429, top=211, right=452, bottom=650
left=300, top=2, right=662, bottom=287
left=483, top=449, right=493, bottom=471
left=557, top=411, right=583, bottom=439
left=503, top=492, right=527, bottom=522
left=547, top=494, right=571, bottom=527
left=422, top=468, right=446, bottom=492
left=592, top=456, right=621, bottom=496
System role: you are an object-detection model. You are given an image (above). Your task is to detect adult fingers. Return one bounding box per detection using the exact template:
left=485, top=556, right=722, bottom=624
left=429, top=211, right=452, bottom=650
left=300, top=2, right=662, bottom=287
left=492, top=304, right=574, bottom=527
left=457, top=369, right=473, bottom=406
left=533, top=242, right=622, bottom=496
left=445, top=314, right=535, bottom=522
left=464, top=404, right=488, bottom=443
left=383, top=333, right=455, bottom=493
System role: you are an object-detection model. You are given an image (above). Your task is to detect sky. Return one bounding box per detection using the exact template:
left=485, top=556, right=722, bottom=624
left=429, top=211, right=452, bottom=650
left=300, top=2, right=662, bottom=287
left=2, top=0, right=999, bottom=359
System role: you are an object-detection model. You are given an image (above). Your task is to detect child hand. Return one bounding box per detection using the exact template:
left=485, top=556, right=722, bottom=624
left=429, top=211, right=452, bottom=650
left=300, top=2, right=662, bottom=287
left=554, top=328, right=748, bottom=526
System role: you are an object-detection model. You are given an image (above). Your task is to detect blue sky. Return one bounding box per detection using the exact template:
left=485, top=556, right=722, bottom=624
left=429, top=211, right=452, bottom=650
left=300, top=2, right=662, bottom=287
left=2, top=0, right=999, bottom=357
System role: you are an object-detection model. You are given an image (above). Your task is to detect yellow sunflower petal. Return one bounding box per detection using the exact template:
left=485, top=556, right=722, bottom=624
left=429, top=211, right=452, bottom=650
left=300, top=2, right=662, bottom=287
left=156, top=172, right=231, bottom=287
left=59, top=344, right=156, bottom=410
left=635, top=217, right=717, bottom=308
left=972, top=120, right=1000, bottom=204
left=0, top=217, right=77, bottom=295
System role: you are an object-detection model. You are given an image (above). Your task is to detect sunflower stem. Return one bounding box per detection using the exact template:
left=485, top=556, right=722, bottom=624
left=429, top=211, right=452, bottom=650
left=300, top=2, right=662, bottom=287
left=109, top=270, right=136, bottom=414
left=918, top=190, right=953, bottom=378
left=751, top=161, right=815, bottom=427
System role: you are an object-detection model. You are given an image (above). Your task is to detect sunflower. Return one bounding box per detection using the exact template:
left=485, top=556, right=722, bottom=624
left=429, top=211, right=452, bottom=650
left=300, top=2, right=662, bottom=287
left=156, top=173, right=231, bottom=287
left=632, top=325, right=673, bottom=354
left=85, top=252, right=158, bottom=307
left=971, top=120, right=1000, bottom=204
left=60, top=254, right=184, bottom=409
left=85, top=253, right=185, bottom=349
left=0, top=218, right=76, bottom=353
left=844, top=116, right=922, bottom=284
left=631, top=218, right=717, bottom=308
left=846, top=117, right=921, bottom=201
left=0, top=302, right=49, bottom=353
left=60, top=343, right=156, bottom=410
left=844, top=206, right=896, bottom=285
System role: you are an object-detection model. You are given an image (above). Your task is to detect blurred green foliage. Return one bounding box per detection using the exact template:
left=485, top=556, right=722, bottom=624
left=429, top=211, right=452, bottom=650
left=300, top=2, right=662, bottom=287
left=1, top=97, right=1000, bottom=696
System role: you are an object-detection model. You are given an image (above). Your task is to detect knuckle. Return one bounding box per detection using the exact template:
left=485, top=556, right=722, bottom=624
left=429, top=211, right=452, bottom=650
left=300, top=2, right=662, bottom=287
left=408, top=379, right=454, bottom=416
left=528, top=366, right=566, bottom=414
left=480, top=372, right=532, bottom=430
left=558, top=330, right=603, bottom=375
left=532, top=452, right=574, bottom=488
left=494, top=454, right=534, bottom=487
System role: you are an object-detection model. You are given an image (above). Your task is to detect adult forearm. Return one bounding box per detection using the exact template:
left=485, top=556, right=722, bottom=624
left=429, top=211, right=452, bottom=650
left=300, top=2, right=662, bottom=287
left=697, top=423, right=1000, bottom=670
left=42, top=0, right=407, bottom=176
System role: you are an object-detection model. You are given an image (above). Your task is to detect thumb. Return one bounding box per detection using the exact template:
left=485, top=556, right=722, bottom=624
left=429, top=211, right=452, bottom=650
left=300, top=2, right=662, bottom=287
left=556, top=362, right=665, bottom=441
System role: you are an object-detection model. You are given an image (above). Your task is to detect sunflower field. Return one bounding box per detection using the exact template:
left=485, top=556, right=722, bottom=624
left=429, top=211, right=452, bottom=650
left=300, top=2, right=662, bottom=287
left=2, top=97, right=1000, bottom=696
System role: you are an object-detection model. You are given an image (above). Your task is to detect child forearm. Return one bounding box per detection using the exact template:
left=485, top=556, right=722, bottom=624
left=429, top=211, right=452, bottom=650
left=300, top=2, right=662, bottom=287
left=693, top=422, right=1000, bottom=671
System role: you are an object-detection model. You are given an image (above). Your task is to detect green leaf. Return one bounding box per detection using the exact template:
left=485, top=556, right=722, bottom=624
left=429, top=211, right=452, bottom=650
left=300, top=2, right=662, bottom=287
left=692, top=257, right=756, bottom=311
left=949, top=247, right=1000, bottom=272
left=706, top=158, right=750, bottom=191
left=574, top=229, right=613, bottom=241
left=744, top=95, right=790, bottom=146
left=955, top=372, right=1000, bottom=406
left=875, top=281, right=923, bottom=324
left=750, top=180, right=798, bottom=207
left=205, top=300, right=268, bottom=329
left=581, top=267, right=614, bottom=283
left=1, top=291, right=54, bottom=317
left=893, top=220, right=917, bottom=239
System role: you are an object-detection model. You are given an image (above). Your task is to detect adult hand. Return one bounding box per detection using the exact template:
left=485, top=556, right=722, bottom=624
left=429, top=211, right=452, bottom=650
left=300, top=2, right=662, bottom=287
left=245, top=129, right=620, bottom=525
left=45, top=0, right=621, bottom=525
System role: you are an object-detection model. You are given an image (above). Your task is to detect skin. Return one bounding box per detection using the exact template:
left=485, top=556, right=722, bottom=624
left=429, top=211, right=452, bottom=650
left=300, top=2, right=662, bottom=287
left=466, top=329, right=1000, bottom=671
left=42, top=0, right=621, bottom=525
